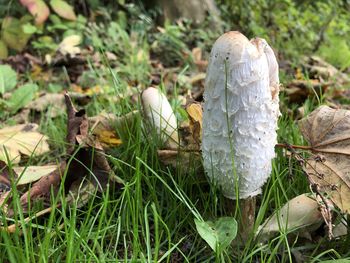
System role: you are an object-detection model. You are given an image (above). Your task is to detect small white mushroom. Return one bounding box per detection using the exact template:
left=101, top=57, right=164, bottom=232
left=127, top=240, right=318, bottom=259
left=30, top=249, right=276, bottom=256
left=202, top=31, right=280, bottom=238
left=141, top=87, right=179, bottom=144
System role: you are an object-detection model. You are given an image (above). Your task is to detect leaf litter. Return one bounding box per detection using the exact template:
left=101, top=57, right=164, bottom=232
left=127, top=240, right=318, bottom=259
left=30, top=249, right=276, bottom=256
left=0, top=93, right=123, bottom=232
left=299, top=106, right=350, bottom=215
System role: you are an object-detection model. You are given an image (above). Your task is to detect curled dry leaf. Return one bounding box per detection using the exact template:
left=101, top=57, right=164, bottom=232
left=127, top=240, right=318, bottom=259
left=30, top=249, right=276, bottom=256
left=0, top=124, right=50, bottom=164
left=299, top=106, right=350, bottom=214
left=64, top=94, right=123, bottom=185
left=257, top=194, right=323, bottom=240
left=186, top=102, right=202, bottom=146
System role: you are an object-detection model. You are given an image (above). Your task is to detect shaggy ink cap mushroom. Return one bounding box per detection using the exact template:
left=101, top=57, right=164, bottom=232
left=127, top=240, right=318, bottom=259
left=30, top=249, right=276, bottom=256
left=202, top=31, right=280, bottom=200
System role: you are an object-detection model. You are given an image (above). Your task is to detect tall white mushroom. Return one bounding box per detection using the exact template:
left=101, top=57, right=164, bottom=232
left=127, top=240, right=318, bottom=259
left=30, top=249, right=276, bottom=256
left=202, top=31, right=280, bottom=238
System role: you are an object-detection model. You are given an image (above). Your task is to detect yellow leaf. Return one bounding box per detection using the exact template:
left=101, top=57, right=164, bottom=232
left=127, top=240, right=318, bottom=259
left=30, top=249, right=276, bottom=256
left=186, top=103, right=203, bottom=143
left=0, top=124, right=50, bottom=164
left=97, top=130, right=122, bottom=147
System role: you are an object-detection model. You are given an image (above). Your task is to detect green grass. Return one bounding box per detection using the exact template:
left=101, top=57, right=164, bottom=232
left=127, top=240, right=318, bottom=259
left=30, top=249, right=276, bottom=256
left=1, top=4, right=350, bottom=262
left=0, top=78, right=347, bottom=262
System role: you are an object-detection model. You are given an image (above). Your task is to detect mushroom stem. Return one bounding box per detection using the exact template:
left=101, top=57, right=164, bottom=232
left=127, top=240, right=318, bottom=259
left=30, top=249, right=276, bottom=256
left=239, top=197, right=256, bottom=241
left=225, top=197, right=256, bottom=242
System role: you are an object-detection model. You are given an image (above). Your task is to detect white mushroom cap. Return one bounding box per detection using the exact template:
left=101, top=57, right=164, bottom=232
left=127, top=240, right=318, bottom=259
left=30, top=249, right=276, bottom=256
left=141, top=87, right=179, bottom=144
left=202, top=31, right=280, bottom=199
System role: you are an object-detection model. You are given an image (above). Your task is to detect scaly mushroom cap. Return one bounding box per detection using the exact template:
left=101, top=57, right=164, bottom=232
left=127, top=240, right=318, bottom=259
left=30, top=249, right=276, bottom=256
left=202, top=31, right=280, bottom=199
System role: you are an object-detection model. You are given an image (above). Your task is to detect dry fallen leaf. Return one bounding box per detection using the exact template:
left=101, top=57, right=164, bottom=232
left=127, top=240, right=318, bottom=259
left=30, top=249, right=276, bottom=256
left=186, top=102, right=203, bottom=145
left=299, top=106, right=350, bottom=214
left=191, top=47, right=208, bottom=72
left=58, top=35, right=81, bottom=57
left=14, top=165, right=58, bottom=185
left=18, top=94, right=123, bottom=208
left=257, top=194, right=323, bottom=240
left=0, top=124, right=50, bottom=164
left=96, top=130, right=122, bottom=147
left=89, top=111, right=139, bottom=149
left=27, top=93, right=66, bottom=118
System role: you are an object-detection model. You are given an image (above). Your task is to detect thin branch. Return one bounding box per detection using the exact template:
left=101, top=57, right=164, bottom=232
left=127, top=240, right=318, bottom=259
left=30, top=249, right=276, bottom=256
left=275, top=143, right=312, bottom=150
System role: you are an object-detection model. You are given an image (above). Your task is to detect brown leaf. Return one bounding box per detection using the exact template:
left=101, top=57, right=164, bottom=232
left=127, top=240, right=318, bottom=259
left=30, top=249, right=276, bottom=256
left=20, top=162, right=66, bottom=205
left=19, top=93, right=123, bottom=209
left=28, top=93, right=66, bottom=118
left=0, top=160, right=11, bottom=191
left=64, top=93, right=123, bottom=187
left=65, top=93, right=88, bottom=154
left=299, top=106, right=350, bottom=214
left=191, top=47, right=208, bottom=72
left=157, top=149, right=201, bottom=168
left=186, top=102, right=202, bottom=146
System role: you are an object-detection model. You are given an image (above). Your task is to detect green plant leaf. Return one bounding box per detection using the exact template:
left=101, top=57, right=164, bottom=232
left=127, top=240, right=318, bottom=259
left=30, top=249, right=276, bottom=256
left=1, top=16, right=32, bottom=51
left=50, top=0, right=77, bottom=21
left=22, top=23, right=38, bottom=34
left=19, top=0, right=50, bottom=24
left=0, top=65, right=17, bottom=94
left=0, top=40, right=8, bottom=59
left=8, top=83, right=38, bottom=113
left=194, top=217, right=237, bottom=252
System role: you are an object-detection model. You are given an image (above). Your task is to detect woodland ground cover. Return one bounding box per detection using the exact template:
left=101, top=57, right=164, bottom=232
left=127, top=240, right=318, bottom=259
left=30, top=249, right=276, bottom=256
left=0, top=1, right=350, bottom=262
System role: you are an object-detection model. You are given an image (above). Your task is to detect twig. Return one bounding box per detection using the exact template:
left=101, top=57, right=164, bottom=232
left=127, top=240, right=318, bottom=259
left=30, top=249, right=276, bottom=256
left=275, top=143, right=312, bottom=150
left=160, top=147, right=201, bottom=153
left=2, top=205, right=59, bottom=233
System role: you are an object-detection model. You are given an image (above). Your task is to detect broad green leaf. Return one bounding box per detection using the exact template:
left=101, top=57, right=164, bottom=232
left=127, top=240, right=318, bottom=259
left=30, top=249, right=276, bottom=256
left=194, top=217, right=237, bottom=252
left=0, top=65, right=17, bottom=94
left=0, top=40, right=8, bottom=59
left=1, top=16, right=32, bottom=51
left=22, top=23, right=38, bottom=34
left=8, top=83, right=38, bottom=113
left=19, top=0, right=50, bottom=24
left=50, top=0, right=77, bottom=21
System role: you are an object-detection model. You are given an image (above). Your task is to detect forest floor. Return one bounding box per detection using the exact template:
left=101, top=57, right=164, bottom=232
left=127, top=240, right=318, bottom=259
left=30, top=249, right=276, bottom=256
left=1, top=2, right=350, bottom=262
